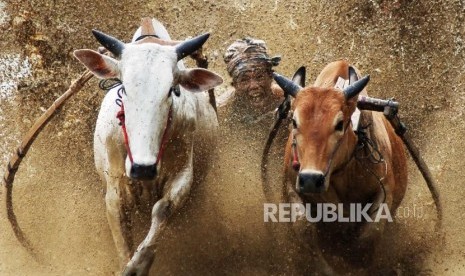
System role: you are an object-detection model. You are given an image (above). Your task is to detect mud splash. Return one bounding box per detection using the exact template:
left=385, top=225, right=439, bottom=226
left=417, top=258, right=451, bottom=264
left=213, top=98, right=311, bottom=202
left=1, top=0, right=465, bottom=275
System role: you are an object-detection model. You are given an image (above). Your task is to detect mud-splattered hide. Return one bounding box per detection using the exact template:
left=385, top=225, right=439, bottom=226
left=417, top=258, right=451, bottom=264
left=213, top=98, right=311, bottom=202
left=273, top=60, right=408, bottom=272
left=274, top=61, right=369, bottom=193
left=73, top=18, right=223, bottom=276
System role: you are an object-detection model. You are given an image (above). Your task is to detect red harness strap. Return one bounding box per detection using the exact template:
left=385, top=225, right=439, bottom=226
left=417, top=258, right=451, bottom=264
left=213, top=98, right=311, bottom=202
left=116, top=104, right=133, bottom=164
left=156, top=106, right=173, bottom=164
left=291, top=137, right=300, bottom=171
left=116, top=103, right=173, bottom=166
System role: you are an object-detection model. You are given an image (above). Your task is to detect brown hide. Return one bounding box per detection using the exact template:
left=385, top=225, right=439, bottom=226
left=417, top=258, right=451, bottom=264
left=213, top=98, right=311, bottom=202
left=284, top=60, right=407, bottom=212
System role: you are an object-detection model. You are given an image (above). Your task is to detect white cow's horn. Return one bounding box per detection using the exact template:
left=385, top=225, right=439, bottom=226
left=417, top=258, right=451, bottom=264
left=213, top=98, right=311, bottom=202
left=92, top=29, right=125, bottom=58
left=175, top=33, right=210, bottom=61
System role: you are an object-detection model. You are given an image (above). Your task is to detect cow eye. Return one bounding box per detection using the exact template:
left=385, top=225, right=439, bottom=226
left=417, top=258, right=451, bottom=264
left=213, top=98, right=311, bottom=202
left=169, top=85, right=180, bottom=97
left=335, top=120, right=344, bottom=131
left=292, top=118, right=298, bottom=128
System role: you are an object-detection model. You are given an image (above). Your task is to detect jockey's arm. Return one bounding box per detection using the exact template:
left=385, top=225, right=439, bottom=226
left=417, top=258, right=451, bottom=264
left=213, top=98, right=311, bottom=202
left=270, top=82, right=285, bottom=101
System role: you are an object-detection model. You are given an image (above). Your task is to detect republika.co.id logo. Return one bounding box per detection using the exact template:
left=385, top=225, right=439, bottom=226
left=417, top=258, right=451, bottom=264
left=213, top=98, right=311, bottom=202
left=264, top=203, right=393, bottom=223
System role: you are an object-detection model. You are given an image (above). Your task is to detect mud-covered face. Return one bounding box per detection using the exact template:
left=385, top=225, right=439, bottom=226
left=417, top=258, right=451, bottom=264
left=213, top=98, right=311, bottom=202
left=291, top=88, right=350, bottom=193
left=74, top=32, right=223, bottom=180
left=233, top=68, right=273, bottom=108
left=273, top=68, right=370, bottom=194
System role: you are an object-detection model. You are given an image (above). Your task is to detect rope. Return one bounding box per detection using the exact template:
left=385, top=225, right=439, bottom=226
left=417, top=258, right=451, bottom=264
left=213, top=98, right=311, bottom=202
left=354, top=126, right=387, bottom=215
left=390, top=120, right=443, bottom=231
left=261, top=96, right=291, bottom=201
left=354, top=125, right=385, bottom=165
left=98, top=78, right=125, bottom=107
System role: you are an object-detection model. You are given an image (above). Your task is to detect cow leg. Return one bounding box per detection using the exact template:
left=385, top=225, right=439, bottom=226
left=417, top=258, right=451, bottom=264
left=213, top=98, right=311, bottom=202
left=122, top=147, right=194, bottom=276
left=360, top=182, right=393, bottom=240
left=285, top=184, right=335, bottom=275
left=105, top=175, right=132, bottom=265
left=358, top=180, right=394, bottom=264
left=122, top=197, right=171, bottom=276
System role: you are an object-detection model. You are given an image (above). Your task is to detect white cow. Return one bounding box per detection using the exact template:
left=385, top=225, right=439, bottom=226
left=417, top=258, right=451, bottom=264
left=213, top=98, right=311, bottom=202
left=74, top=18, right=222, bottom=275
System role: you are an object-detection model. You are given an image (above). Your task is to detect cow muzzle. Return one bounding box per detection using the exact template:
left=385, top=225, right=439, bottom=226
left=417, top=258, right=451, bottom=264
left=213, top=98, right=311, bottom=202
left=130, top=163, right=157, bottom=180
left=297, top=171, right=326, bottom=193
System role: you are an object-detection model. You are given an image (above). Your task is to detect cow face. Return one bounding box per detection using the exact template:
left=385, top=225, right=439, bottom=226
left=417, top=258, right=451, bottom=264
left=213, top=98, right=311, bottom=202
left=74, top=31, right=222, bottom=180
left=291, top=87, right=350, bottom=193
left=274, top=70, right=369, bottom=193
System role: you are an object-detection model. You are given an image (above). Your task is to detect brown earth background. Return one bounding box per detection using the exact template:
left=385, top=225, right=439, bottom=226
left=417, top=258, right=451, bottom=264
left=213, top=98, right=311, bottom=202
left=1, top=0, right=465, bottom=275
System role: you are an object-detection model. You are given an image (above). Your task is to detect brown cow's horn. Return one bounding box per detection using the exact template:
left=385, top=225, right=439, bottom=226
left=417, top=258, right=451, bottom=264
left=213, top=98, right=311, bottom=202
left=348, top=66, right=358, bottom=84
left=343, top=75, right=370, bottom=100
left=292, top=66, right=306, bottom=87
left=273, top=72, right=302, bottom=98
left=175, top=33, right=210, bottom=60
left=92, top=29, right=125, bottom=58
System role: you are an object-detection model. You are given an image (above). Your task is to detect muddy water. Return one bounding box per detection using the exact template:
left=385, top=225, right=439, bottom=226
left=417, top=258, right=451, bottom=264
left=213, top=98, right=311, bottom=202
left=1, top=0, right=465, bottom=275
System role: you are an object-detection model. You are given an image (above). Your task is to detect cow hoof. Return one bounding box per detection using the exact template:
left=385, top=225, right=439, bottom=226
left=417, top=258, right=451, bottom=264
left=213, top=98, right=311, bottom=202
left=122, top=261, right=149, bottom=276
left=122, top=266, right=142, bottom=276
left=122, top=249, right=155, bottom=276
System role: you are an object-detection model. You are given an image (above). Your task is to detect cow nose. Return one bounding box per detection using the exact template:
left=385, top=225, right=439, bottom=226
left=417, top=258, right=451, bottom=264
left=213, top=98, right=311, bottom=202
left=298, top=172, right=325, bottom=193
left=130, top=163, right=157, bottom=180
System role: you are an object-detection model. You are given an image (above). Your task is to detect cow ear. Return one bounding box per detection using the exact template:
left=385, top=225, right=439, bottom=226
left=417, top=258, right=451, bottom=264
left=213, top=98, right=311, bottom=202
left=177, top=68, right=223, bottom=93
left=74, top=49, right=119, bottom=79
left=292, top=66, right=306, bottom=87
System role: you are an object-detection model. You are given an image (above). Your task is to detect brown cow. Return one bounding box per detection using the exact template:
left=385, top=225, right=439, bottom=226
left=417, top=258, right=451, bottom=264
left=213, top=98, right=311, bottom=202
left=273, top=60, right=408, bottom=273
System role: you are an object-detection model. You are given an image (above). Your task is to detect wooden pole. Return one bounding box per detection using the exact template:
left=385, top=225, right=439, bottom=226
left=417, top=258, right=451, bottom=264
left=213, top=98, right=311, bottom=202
left=2, top=70, right=94, bottom=254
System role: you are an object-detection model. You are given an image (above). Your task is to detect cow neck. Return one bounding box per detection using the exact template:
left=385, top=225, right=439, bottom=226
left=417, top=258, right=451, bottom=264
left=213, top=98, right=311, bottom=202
left=116, top=97, right=174, bottom=166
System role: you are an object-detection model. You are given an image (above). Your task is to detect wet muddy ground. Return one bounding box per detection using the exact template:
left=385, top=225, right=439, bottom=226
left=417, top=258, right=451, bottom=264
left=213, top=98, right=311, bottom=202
left=1, top=0, right=465, bottom=275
